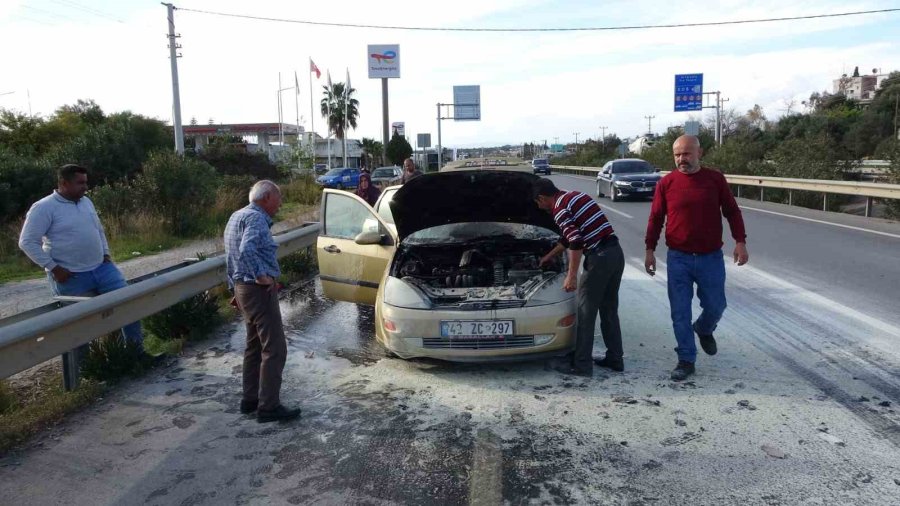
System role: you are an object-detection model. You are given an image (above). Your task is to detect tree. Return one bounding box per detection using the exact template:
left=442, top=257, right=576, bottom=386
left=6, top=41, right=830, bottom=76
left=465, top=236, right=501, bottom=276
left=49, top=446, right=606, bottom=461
left=385, top=132, right=412, bottom=166
left=360, top=137, right=383, bottom=168
left=320, top=82, right=359, bottom=141
left=746, top=104, right=767, bottom=129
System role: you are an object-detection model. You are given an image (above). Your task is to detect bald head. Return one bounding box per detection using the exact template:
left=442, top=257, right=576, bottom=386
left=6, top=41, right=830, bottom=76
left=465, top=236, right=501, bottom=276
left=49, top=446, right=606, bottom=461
left=673, top=135, right=702, bottom=174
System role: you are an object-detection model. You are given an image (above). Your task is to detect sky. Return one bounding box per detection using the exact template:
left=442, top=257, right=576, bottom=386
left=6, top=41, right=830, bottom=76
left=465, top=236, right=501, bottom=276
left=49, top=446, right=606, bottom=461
left=1, top=0, right=898, bottom=148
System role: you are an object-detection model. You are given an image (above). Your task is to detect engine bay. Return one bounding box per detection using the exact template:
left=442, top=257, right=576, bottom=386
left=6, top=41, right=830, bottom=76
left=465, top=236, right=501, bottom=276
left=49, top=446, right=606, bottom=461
left=390, top=239, right=565, bottom=308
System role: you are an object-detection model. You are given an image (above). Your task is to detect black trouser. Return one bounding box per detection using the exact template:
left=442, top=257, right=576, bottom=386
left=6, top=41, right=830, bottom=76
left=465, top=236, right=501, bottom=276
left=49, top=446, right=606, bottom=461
left=573, top=238, right=625, bottom=371
left=235, top=283, right=287, bottom=411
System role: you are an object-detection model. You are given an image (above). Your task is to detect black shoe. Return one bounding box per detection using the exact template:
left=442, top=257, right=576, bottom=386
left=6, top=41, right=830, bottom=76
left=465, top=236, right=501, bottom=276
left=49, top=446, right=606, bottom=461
left=257, top=404, right=302, bottom=423
left=670, top=361, right=695, bottom=382
left=239, top=400, right=258, bottom=414
left=593, top=356, right=624, bottom=372
left=693, top=323, right=717, bottom=356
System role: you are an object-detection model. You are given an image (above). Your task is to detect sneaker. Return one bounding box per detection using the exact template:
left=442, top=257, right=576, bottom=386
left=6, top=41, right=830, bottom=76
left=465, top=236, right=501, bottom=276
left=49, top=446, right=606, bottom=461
left=670, top=361, right=695, bottom=382
left=257, top=404, right=302, bottom=423
left=239, top=399, right=258, bottom=414
left=693, top=323, right=718, bottom=356
left=593, top=356, right=624, bottom=372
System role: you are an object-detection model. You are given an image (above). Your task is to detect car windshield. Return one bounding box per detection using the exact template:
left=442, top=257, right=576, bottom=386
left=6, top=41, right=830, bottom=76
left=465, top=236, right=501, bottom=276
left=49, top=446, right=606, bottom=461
left=612, top=161, right=654, bottom=174
left=372, top=168, right=394, bottom=177
left=324, top=168, right=345, bottom=177
left=533, top=159, right=548, bottom=165
left=405, top=222, right=557, bottom=244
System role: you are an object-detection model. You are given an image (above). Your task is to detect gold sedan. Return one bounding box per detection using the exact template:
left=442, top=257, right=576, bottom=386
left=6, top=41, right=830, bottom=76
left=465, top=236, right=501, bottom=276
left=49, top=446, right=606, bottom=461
left=316, top=170, right=576, bottom=362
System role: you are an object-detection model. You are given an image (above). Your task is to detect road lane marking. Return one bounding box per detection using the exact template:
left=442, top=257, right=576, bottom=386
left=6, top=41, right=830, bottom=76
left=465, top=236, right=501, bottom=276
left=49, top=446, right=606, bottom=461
left=739, top=206, right=900, bottom=240
left=601, top=204, right=633, bottom=220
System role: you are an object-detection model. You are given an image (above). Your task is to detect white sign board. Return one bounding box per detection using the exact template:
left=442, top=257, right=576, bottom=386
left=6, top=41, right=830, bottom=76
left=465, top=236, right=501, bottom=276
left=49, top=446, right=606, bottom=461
left=417, top=133, right=431, bottom=148
left=684, top=120, right=701, bottom=136
left=391, top=122, right=405, bottom=137
left=453, top=85, right=481, bottom=121
left=368, top=44, right=400, bottom=79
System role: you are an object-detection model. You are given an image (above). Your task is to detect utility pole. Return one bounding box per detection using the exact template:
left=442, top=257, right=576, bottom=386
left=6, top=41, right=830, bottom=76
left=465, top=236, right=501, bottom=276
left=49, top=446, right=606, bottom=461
left=574, top=132, right=580, bottom=151
left=644, top=115, right=655, bottom=135
left=163, top=3, right=184, bottom=155
left=599, top=126, right=607, bottom=143
left=717, top=95, right=730, bottom=145
left=894, top=93, right=899, bottom=140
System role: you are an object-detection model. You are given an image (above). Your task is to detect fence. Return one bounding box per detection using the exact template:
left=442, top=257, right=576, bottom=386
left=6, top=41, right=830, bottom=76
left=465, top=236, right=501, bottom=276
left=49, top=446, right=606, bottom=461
left=0, top=223, right=320, bottom=382
left=550, top=165, right=900, bottom=217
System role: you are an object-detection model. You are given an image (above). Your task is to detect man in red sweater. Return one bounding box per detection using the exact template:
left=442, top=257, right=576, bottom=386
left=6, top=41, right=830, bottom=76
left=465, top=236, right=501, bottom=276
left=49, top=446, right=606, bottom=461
left=645, top=135, right=749, bottom=381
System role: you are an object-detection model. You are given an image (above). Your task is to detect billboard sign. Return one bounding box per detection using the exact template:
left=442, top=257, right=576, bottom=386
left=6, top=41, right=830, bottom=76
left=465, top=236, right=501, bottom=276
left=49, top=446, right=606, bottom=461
left=368, top=44, right=400, bottom=78
left=674, top=73, right=703, bottom=111
left=417, top=133, right=431, bottom=148
left=391, top=122, right=405, bottom=137
left=453, top=85, right=481, bottom=121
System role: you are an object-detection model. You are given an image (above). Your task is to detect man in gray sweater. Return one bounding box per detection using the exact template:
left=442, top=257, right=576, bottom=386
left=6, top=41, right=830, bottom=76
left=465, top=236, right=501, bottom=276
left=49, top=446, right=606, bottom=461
left=19, top=164, right=144, bottom=350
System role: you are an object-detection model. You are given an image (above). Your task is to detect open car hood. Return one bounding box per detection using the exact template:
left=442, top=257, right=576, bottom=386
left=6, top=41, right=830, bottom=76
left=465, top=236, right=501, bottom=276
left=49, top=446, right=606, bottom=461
left=390, top=170, right=560, bottom=241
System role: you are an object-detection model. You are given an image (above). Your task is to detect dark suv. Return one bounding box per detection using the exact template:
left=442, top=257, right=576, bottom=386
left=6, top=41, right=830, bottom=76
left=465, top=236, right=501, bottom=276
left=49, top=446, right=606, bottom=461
left=532, top=158, right=551, bottom=175
left=596, top=159, right=660, bottom=202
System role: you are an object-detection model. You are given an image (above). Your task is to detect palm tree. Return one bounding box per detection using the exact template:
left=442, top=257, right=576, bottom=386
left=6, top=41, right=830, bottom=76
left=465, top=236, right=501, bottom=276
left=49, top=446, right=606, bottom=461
left=360, top=137, right=384, bottom=168
left=320, top=82, right=359, bottom=141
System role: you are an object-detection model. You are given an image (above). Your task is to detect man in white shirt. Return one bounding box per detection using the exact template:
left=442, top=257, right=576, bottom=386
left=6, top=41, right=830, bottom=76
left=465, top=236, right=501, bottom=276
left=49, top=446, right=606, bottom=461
left=18, top=164, right=144, bottom=350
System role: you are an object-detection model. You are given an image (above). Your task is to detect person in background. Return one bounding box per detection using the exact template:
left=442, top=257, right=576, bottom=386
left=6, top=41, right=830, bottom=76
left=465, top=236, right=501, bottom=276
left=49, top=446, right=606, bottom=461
left=644, top=134, right=749, bottom=382
left=401, top=157, right=423, bottom=184
left=224, top=180, right=302, bottom=423
left=18, top=164, right=147, bottom=355
left=356, top=172, right=381, bottom=206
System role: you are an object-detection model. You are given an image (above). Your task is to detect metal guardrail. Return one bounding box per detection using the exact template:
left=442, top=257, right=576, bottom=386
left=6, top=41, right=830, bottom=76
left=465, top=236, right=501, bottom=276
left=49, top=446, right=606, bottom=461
left=0, top=223, right=321, bottom=380
left=550, top=165, right=900, bottom=216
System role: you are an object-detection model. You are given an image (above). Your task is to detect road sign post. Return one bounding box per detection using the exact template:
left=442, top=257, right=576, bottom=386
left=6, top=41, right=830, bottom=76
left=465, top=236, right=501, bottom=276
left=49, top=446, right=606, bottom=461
left=674, top=74, right=703, bottom=112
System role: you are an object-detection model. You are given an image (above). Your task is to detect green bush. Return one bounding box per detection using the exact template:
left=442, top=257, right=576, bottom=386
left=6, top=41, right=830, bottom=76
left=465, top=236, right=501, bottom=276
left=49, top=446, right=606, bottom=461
left=137, top=151, right=221, bottom=235
left=0, top=150, right=55, bottom=219
left=0, top=380, right=16, bottom=415
left=81, top=334, right=149, bottom=382
left=281, top=174, right=322, bottom=206
left=199, top=144, right=280, bottom=179
left=279, top=249, right=319, bottom=285
left=143, top=291, right=224, bottom=342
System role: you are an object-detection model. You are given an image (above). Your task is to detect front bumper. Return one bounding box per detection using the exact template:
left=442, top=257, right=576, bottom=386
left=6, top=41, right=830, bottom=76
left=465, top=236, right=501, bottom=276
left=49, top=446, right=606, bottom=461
left=613, top=184, right=656, bottom=196
left=379, top=300, right=576, bottom=362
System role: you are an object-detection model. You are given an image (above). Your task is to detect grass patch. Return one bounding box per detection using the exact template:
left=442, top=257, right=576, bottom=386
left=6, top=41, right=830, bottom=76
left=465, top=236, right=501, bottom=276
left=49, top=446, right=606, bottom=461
left=279, top=249, right=319, bottom=285
left=0, top=371, right=105, bottom=454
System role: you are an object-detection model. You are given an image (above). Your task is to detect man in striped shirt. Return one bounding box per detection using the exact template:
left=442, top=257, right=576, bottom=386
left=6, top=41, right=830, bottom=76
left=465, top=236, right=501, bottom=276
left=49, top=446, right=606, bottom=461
left=534, top=178, right=625, bottom=377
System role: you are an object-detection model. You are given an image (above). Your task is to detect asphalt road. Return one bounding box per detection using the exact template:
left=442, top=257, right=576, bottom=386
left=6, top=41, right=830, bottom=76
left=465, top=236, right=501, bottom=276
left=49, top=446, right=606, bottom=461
left=2, top=177, right=900, bottom=505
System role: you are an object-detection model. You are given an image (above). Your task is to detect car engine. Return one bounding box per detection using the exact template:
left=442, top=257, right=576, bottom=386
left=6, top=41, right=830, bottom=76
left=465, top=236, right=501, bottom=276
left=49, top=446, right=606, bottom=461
left=390, top=240, right=564, bottom=308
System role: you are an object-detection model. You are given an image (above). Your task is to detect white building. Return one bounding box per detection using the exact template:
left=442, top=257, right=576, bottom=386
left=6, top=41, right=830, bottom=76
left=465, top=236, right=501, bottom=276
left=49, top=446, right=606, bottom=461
left=833, top=68, right=891, bottom=103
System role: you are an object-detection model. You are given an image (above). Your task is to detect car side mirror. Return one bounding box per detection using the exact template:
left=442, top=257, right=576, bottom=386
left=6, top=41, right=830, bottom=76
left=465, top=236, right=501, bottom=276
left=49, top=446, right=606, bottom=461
left=354, top=230, right=383, bottom=245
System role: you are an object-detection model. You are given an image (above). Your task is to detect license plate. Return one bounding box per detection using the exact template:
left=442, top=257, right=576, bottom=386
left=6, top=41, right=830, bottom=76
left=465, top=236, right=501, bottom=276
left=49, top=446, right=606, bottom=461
left=440, top=320, right=514, bottom=338
left=638, top=187, right=653, bottom=191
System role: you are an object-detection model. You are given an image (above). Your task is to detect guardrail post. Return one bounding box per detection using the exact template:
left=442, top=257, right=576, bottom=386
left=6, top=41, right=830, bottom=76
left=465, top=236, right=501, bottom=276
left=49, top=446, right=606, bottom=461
left=788, top=190, right=793, bottom=206
left=823, top=193, right=828, bottom=211
left=737, top=185, right=742, bottom=198
left=865, top=197, right=873, bottom=217
left=62, top=344, right=89, bottom=391
left=760, top=187, right=765, bottom=202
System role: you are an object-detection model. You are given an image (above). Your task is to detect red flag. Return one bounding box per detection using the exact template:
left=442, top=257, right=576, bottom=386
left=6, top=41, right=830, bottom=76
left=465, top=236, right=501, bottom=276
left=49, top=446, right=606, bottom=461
left=310, top=59, right=321, bottom=79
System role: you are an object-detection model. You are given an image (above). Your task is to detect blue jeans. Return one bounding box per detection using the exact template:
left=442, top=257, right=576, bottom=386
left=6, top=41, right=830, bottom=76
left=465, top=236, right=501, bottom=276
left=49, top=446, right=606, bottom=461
left=666, top=249, right=727, bottom=363
left=48, top=261, right=143, bottom=349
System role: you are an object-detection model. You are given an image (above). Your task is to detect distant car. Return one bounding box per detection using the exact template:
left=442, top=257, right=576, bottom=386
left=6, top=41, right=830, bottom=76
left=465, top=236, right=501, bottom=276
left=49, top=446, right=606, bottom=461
left=314, top=163, right=328, bottom=175
left=317, top=167, right=361, bottom=190
left=532, top=158, right=551, bottom=175
left=370, top=166, right=402, bottom=187
left=596, top=158, right=661, bottom=202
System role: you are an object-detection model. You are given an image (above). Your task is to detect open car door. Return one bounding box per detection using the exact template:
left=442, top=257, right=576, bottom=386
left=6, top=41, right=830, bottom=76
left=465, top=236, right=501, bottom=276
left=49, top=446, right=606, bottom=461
left=316, top=189, right=397, bottom=305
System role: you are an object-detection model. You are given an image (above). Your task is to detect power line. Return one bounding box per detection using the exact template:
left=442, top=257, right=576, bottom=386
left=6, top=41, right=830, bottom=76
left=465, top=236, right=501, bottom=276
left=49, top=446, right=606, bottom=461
left=173, top=6, right=900, bottom=32
left=49, top=0, right=124, bottom=23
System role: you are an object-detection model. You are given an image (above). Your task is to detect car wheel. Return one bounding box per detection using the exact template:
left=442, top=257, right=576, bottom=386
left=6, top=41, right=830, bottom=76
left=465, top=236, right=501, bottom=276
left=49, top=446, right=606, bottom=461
left=609, top=184, right=618, bottom=202
left=337, top=183, right=344, bottom=190
left=596, top=181, right=604, bottom=197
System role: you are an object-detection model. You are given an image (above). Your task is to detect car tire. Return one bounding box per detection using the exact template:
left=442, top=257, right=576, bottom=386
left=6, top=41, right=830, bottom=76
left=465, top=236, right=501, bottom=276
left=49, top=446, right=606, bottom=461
left=597, top=182, right=604, bottom=197
left=337, top=183, right=344, bottom=190
left=609, top=184, right=618, bottom=202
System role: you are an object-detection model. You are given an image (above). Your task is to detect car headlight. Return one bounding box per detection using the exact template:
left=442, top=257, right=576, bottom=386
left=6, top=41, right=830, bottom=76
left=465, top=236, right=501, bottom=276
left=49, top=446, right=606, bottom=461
left=614, top=180, right=631, bottom=186
left=384, top=276, right=432, bottom=309
left=525, top=273, right=573, bottom=307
